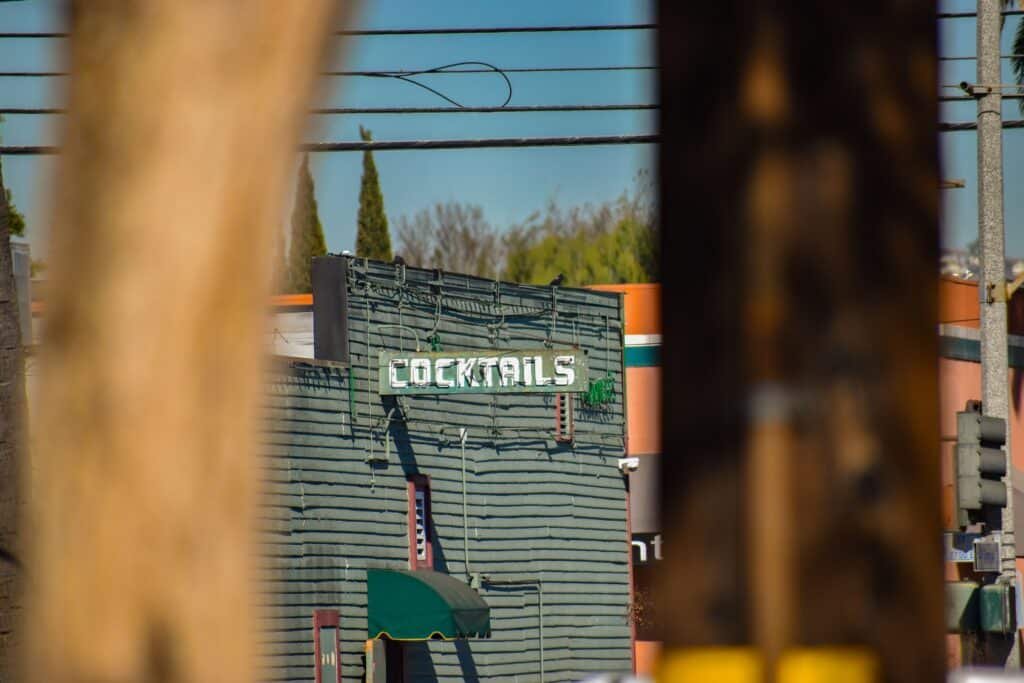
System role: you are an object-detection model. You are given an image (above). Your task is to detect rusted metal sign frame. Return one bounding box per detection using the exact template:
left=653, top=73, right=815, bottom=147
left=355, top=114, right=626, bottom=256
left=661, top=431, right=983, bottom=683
left=378, top=348, right=587, bottom=395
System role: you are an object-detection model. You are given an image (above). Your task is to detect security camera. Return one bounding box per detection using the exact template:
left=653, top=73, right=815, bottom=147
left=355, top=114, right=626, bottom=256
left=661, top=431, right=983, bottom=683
left=617, top=457, right=639, bottom=474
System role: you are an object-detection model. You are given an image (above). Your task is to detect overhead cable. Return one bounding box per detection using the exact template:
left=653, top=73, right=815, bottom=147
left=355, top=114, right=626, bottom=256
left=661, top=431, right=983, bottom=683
left=363, top=61, right=512, bottom=108
left=939, top=54, right=1024, bottom=61
left=302, top=134, right=658, bottom=151
left=0, top=64, right=660, bottom=79
left=0, top=103, right=659, bottom=116
left=938, top=10, right=1024, bottom=18
left=0, top=134, right=658, bottom=156
left=939, top=120, right=1024, bottom=131
left=0, top=23, right=657, bottom=40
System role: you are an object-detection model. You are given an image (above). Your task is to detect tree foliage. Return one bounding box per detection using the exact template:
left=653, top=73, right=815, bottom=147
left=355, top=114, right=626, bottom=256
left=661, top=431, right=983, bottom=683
left=501, top=178, right=658, bottom=286
left=396, top=202, right=501, bottom=278
left=5, top=190, right=23, bottom=239
left=285, top=155, right=327, bottom=293
left=393, top=178, right=657, bottom=286
left=0, top=161, right=23, bottom=238
left=355, top=126, right=392, bottom=261
left=501, top=191, right=655, bottom=286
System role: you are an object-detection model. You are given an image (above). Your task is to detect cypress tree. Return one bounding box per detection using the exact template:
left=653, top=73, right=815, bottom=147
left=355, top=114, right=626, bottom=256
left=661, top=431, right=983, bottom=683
left=286, top=154, right=327, bottom=293
left=355, top=126, right=392, bottom=260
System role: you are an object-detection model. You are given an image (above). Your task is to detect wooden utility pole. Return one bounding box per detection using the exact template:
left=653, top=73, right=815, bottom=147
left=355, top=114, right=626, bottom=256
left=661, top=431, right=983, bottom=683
left=657, top=3, right=944, bottom=681
left=26, top=3, right=346, bottom=681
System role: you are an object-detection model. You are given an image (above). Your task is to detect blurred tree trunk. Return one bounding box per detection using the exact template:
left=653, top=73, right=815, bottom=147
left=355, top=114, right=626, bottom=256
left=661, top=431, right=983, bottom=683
left=27, top=3, right=349, bottom=681
left=0, top=153, right=25, bottom=681
left=657, top=2, right=943, bottom=681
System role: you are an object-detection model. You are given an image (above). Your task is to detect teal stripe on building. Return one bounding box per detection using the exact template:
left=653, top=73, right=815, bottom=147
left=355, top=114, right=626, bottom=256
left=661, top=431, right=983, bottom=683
left=625, top=345, right=660, bottom=368
left=939, top=335, right=1024, bottom=368
left=626, top=335, right=1024, bottom=370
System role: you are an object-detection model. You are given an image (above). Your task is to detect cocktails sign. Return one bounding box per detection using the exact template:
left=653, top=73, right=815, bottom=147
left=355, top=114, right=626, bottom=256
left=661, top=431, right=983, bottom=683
left=378, top=349, right=587, bottom=395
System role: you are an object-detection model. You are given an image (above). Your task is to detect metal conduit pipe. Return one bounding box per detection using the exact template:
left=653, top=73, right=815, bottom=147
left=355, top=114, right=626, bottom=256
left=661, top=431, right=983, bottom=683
left=374, top=323, right=421, bottom=351
left=460, top=428, right=472, bottom=580
left=481, top=576, right=544, bottom=681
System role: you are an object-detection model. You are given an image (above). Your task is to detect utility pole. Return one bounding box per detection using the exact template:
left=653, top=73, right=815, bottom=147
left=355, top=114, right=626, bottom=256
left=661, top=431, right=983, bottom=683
left=25, top=4, right=345, bottom=681
left=657, top=2, right=943, bottom=681
left=976, top=0, right=1017, bottom=666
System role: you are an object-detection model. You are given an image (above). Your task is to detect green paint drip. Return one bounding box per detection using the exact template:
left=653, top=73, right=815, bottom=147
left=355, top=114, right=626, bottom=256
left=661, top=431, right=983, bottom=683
left=582, top=373, right=616, bottom=407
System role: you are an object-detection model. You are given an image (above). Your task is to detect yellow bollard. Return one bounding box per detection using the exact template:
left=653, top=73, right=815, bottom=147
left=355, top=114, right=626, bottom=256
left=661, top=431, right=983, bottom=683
left=776, top=648, right=878, bottom=683
left=657, top=648, right=762, bottom=683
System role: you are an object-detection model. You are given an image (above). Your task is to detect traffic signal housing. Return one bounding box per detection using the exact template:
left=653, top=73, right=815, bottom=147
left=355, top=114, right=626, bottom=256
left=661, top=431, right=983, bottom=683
left=953, top=404, right=1008, bottom=530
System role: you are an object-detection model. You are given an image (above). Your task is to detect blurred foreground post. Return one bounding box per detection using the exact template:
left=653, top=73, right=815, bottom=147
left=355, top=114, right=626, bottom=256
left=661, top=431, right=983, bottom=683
left=657, top=3, right=943, bottom=681
left=28, top=3, right=344, bottom=681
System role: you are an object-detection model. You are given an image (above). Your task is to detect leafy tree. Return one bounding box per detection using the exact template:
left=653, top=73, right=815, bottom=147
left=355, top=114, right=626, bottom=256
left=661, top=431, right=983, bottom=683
left=355, top=126, right=392, bottom=261
left=285, top=154, right=327, bottom=293
left=501, top=178, right=658, bottom=286
left=4, top=189, right=23, bottom=238
left=396, top=202, right=501, bottom=277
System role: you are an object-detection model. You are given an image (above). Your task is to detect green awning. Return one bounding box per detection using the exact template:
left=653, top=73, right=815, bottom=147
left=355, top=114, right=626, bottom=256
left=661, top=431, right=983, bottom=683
left=367, top=569, right=491, bottom=641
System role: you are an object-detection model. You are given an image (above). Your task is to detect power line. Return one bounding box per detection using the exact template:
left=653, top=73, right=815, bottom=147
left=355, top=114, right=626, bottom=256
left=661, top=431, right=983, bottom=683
left=939, top=54, right=1024, bottom=61
left=939, top=120, right=1024, bottom=131
left=0, top=65, right=660, bottom=79
left=341, top=24, right=658, bottom=36
left=938, top=10, right=1024, bottom=18
left=0, top=23, right=657, bottom=40
left=0, top=108, right=63, bottom=114
left=0, top=134, right=658, bottom=156
left=311, top=103, right=657, bottom=114
left=0, top=103, right=659, bottom=116
left=327, top=64, right=658, bottom=76
left=306, top=134, right=658, bottom=151
left=0, top=71, right=65, bottom=77
left=940, top=94, right=1024, bottom=101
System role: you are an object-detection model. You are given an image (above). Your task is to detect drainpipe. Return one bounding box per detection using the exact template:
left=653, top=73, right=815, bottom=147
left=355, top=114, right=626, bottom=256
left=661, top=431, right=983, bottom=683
left=460, top=428, right=472, bottom=580
left=482, top=576, right=544, bottom=682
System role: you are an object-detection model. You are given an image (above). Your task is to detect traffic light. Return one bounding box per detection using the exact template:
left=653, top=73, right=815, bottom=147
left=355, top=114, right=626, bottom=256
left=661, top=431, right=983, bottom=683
left=953, top=402, right=1008, bottom=530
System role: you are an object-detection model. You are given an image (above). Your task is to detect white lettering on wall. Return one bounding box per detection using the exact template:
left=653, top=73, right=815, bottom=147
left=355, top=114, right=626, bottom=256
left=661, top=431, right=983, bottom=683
left=435, top=358, right=455, bottom=388
left=410, top=358, right=431, bottom=386
left=457, top=358, right=479, bottom=387
left=499, top=357, right=520, bottom=387
left=553, top=355, right=575, bottom=386
left=385, top=352, right=579, bottom=392
left=522, top=357, right=534, bottom=386
left=389, top=359, right=409, bottom=389
left=533, top=356, right=553, bottom=385
left=479, top=357, right=499, bottom=387
left=631, top=540, right=648, bottom=563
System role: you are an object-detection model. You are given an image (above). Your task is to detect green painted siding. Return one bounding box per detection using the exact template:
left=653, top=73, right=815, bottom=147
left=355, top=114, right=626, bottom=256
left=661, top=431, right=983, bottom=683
left=262, top=260, right=631, bottom=682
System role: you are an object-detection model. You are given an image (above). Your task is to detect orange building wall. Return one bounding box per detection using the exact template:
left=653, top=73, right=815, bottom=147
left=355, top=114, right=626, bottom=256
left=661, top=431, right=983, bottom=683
left=627, top=366, right=661, bottom=456
left=590, top=283, right=662, bottom=674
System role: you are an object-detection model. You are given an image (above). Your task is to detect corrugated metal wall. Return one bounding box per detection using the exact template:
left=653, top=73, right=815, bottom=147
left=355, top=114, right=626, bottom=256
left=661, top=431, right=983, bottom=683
left=262, top=259, right=631, bottom=682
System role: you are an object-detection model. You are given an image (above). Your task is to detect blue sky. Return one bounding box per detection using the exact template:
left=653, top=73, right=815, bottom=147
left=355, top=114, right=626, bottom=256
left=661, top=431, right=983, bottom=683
left=3, top=2, right=1022, bottom=258
left=939, top=0, right=1024, bottom=255
left=0, top=0, right=656, bottom=258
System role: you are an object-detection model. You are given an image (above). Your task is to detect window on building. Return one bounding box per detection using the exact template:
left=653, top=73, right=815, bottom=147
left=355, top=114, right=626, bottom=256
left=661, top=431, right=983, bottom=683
left=555, top=393, right=574, bottom=444
left=312, top=609, right=340, bottom=683
left=407, top=475, right=433, bottom=569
